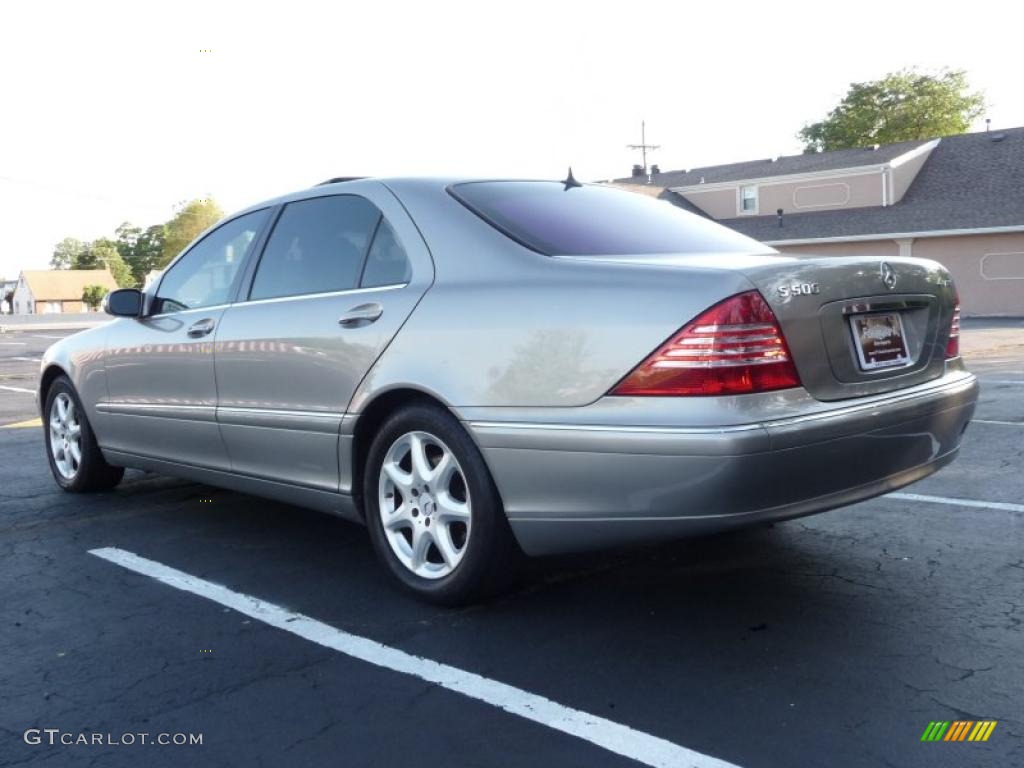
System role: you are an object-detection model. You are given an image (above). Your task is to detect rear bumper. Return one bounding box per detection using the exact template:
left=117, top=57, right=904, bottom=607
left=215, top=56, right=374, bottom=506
left=466, top=372, right=978, bottom=556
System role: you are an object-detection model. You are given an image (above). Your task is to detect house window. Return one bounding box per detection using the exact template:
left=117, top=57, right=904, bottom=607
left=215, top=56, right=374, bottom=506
left=740, top=185, right=758, bottom=214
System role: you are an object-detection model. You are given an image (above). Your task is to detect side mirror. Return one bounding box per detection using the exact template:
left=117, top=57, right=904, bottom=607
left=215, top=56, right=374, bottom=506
left=103, top=288, right=143, bottom=317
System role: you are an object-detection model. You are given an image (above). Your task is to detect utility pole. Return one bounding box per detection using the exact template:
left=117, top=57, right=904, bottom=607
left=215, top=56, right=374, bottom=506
left=627, top=121, right=660, bottom=175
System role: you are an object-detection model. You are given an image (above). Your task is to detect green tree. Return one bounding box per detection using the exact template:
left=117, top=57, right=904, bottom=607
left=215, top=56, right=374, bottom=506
left=51, top=237, right=89, bottom=270
left=114, top=223, right=142, bottom=261
left=71, top=239, right=104, bottom=269
left=161, top=198, right=223, bottom=268
left=81, top=284, right=108, bottom=311
left=799, top=69, right=985, bottom=152
left=116, top=222, right=166, bottom=287
left=78, top=238, right=134, bottom=287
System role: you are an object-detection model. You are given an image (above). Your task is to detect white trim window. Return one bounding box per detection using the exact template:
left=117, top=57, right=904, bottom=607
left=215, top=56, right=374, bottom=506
left=739, top=185, right=758, bottom=215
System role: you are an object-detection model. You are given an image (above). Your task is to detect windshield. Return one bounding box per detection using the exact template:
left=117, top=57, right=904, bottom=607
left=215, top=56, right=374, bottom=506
left=449, top=180, right=773, bottom=256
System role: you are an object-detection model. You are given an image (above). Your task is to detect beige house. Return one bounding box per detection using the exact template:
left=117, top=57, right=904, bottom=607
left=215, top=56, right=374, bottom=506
left=613, top=127, right=1024, bottom=316
left=11, top=269, right=119, bottom=314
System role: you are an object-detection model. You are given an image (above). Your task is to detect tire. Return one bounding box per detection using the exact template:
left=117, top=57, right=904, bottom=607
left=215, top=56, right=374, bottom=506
left=363, top=403, right=521, bottom=605
left=44, top=375, right=124, bottom=492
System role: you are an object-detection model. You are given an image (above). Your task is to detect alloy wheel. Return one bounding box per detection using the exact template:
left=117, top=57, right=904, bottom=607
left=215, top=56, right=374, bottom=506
left=49, top=392, right=82, bottom=480
left=377, top=430, right=472, bottom=579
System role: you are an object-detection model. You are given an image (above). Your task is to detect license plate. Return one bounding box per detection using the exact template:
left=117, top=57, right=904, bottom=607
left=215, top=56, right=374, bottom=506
left=849, top=312, right=911, bottom=370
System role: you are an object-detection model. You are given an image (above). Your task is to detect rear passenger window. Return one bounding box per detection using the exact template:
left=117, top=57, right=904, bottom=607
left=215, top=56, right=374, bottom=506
left=361, top=219, right=412, bottom=287
left=250, top=196, right=379, bottom=301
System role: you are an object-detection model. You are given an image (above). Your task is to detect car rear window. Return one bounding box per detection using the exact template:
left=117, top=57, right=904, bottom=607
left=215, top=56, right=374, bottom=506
left=449, top=181, right=770, bottom=256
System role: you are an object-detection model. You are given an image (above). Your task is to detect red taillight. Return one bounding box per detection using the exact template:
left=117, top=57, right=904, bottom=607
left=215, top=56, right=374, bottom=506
left=945, top=289, right=961, bottom=359
left=610, top=290, right=802, bottom=396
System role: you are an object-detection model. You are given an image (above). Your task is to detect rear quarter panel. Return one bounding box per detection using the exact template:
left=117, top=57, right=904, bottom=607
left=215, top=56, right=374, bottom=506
left=350, top=180, right=757, bottom=409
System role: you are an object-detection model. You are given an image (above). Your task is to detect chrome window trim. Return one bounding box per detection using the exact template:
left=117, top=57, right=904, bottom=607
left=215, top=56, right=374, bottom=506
left=146, top=303, right=232, bottom=320
left=240, top=283, right=407, bottom=307
left=144, top=284, right=407, bottom=317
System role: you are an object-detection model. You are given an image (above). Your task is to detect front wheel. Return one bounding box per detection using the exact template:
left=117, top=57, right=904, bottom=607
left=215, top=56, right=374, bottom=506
left=44, top=376, right=124, bottom=492
left=364, top=403, right=520, bottom=605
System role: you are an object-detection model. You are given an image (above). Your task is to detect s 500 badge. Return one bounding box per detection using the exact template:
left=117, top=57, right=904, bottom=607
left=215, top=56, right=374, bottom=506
left=777, top=282, right=820, bottom=298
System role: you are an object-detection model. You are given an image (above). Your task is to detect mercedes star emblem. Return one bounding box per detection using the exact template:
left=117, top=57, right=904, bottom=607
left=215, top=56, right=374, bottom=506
left=880, top=261, right=898, bottom=290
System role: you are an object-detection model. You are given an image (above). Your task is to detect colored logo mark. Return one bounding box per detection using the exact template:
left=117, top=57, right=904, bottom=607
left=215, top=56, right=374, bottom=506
left=921, top=720, right=996, bottom=742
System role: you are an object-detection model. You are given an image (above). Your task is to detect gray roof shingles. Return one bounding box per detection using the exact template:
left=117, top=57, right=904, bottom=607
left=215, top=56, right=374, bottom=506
left=624, top=128, right=1024, bottom=242
left=615, top=139, right=928, bottom=187
left=717, top=128, right=1024, bottom=241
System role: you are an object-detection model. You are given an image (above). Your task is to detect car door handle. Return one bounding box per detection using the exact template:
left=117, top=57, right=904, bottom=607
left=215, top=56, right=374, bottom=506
left=186, top=318, right=216, bottom=338
left=338, top=303, right=383, bottom=327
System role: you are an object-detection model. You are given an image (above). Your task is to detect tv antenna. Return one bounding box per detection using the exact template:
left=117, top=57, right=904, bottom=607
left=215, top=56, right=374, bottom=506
left=627, top=120, right=660, bottom=175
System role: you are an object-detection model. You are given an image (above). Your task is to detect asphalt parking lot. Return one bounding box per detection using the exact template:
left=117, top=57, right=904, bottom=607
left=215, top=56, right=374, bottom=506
left=1, top=321, right=1022, bottom=768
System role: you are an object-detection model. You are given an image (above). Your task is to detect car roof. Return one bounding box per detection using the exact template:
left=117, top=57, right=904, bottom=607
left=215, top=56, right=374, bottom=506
left=229, top=177, right=459, bottom=217
left=229, top=176, right=597, bottom=220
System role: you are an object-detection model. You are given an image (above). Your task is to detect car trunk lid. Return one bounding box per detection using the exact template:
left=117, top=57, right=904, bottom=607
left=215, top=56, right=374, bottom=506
left=734, top=255, right=956, bottom=401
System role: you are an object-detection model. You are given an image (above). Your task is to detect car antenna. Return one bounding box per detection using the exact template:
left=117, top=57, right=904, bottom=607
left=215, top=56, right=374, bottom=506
left=562, top=167, right=582, bottom=190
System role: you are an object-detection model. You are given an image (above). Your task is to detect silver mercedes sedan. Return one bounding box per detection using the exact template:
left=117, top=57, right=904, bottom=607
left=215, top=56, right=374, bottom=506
left=39, top=177, right=978, bottom=603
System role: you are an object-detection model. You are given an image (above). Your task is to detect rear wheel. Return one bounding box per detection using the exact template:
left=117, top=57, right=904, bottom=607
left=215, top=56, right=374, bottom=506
left=364, top=403, right=520, bottom=605
left=44, top=376, right=124, bottom=492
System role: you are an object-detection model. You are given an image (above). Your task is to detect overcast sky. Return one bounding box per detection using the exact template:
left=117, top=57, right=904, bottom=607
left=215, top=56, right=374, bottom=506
left=2, top=0, right=1022, bottom=278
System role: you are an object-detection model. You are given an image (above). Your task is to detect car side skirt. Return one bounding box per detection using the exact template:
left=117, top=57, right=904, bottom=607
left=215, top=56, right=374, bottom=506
left=102, top=450, right=363, bottom=524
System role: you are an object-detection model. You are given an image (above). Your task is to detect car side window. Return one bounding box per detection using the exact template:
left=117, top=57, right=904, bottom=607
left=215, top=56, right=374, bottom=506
left=360, top=218, right=412, bottom=288
left=249, top=195, right=380, bottom=301
left=154, top=210, right=268, bottom=314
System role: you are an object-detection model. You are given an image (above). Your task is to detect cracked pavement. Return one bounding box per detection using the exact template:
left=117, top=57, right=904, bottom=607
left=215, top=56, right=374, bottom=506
left=0, top=325, right=1022, bottom=767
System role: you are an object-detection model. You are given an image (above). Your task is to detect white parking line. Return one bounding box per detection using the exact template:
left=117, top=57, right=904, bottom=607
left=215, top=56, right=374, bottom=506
left=0, top=342, right=27, bottom=345
left=31, top=334, right=66, bottom=340
left=888, top=492, right=1024, bottom=514
left=0, top=385, right=35, bottom=394
left=9, top=356, right=42, bottom=362
left=89, top=547, right=740, bottom=768
left=973, top=419, right=1024, bottom=426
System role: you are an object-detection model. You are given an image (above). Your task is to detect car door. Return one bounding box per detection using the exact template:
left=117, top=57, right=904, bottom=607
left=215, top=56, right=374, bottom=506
left=99, top=209, right=271, bottom=468
left=214, top=185, right=433, bottom=491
